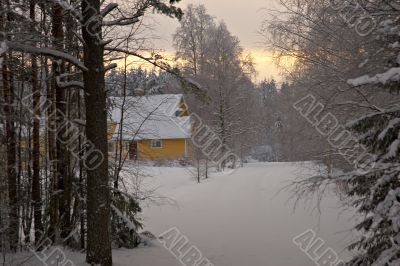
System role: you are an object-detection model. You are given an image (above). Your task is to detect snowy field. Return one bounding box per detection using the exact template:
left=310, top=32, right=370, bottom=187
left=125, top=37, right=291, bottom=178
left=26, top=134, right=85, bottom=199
left=14, top=162, right=356, bottom=266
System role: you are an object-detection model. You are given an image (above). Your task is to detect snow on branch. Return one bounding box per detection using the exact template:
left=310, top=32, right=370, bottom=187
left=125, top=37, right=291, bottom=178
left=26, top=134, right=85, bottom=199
left=103, top=2, right=150, bottom=27
left=103, top=16, right=141, bottom=26
left=378, top=118, right=400, bottom=140
left=110, top=204, right=137, bottom=231
left=8, top=41, right=87, bottom=71
left=348, top=67, right=400, bottom=86
left=48, top=0, right=82, bottom=20
left=105, top=63, right=117, bottom=72
left=334, top=101, right=383, bottom=112
left=56, top=71, right=85, bottom=89
left=346, top=107, right=400, bottom=128
left=100, top=3, right=119, bottom=17
left=57, top=80, right=84, bottom=89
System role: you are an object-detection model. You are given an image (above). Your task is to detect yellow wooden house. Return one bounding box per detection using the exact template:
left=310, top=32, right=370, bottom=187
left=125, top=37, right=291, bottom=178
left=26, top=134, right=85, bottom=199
left=107, top=94, right=192, bottom=161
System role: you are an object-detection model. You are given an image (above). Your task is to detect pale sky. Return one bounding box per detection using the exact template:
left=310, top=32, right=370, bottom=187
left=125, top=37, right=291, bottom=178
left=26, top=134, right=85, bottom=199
left=146, top=0, right=283, bottom=82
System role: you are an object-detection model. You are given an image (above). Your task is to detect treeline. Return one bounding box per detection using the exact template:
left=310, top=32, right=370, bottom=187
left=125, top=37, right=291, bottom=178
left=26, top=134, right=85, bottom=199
left=106, top=68, right=176, bottom=96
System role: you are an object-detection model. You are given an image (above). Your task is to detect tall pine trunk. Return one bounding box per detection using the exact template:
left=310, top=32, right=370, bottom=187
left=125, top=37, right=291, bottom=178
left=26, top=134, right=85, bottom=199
left=1, top=0, right=18, bottom=251
left=47, top=58, right=58, bottom=242
left=3, top=52, right=18, bottom=251
left=81, top=0, right=112, bottom=264
left=30, top=0, right=43, bottom=244
left=51, top=2, right=72, bottom=242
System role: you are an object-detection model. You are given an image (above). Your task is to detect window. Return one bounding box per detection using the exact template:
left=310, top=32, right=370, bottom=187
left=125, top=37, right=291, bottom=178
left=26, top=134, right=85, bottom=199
left=151, top=139, right=162, bottom=148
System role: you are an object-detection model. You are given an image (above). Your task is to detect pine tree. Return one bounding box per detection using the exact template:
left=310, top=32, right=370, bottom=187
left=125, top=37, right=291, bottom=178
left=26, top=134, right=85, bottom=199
left=344, top=108, right=400, bottom=265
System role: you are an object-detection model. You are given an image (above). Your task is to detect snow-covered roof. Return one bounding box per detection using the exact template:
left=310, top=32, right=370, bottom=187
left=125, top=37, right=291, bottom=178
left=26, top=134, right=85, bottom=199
left=108, top=94, right=192, bottom=141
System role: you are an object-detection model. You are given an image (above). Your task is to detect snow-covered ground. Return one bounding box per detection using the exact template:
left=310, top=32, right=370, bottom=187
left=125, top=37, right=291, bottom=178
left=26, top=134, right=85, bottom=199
left=14, top=162, right=356, bottom=266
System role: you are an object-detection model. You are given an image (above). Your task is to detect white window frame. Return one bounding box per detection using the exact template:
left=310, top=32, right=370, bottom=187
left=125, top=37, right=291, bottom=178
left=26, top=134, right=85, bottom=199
left=151, top=139, right=163, bottom=148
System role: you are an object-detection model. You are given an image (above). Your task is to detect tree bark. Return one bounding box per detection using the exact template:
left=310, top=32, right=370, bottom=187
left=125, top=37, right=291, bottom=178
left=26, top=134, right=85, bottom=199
left=30, top=0, right=43, bottom=245
left=1, top=0, right=18, bottom=251
left=51, top=2, right=72, bottom=242
left=81, top=0, right=112, bottom=264
left=3, top=53, right=18, bottom=251
left=47, top=58, right=58, bottom=242
left=77, top=92, right=85, bottom=249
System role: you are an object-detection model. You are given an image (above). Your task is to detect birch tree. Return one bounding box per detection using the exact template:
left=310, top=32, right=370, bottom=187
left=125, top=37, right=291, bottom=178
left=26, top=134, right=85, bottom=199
left=174, top=5, right=258, bottom=165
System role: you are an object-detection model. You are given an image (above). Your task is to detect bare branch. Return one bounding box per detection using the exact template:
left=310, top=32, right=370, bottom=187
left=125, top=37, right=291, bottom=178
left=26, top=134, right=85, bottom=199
left=105, top=63, right=117, bottom=72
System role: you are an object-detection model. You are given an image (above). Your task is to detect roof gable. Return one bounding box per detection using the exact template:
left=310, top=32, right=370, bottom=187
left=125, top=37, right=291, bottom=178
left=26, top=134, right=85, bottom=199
left=108, top=94, right=191, bottom=141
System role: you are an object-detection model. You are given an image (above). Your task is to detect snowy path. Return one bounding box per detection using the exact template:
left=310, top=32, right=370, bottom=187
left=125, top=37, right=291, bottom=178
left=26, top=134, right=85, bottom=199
left=130, top=162, right=355, bottom=266
left=17, top=162, right=355, bottom=266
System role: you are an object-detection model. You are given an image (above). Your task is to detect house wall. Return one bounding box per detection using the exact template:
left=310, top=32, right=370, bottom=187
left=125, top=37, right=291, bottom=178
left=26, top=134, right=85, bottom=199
left=107, top=122, right=118, bottom=140
left=138, top=139, right=188, bottom=160
left=108, top=140, right=131, bottom=159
